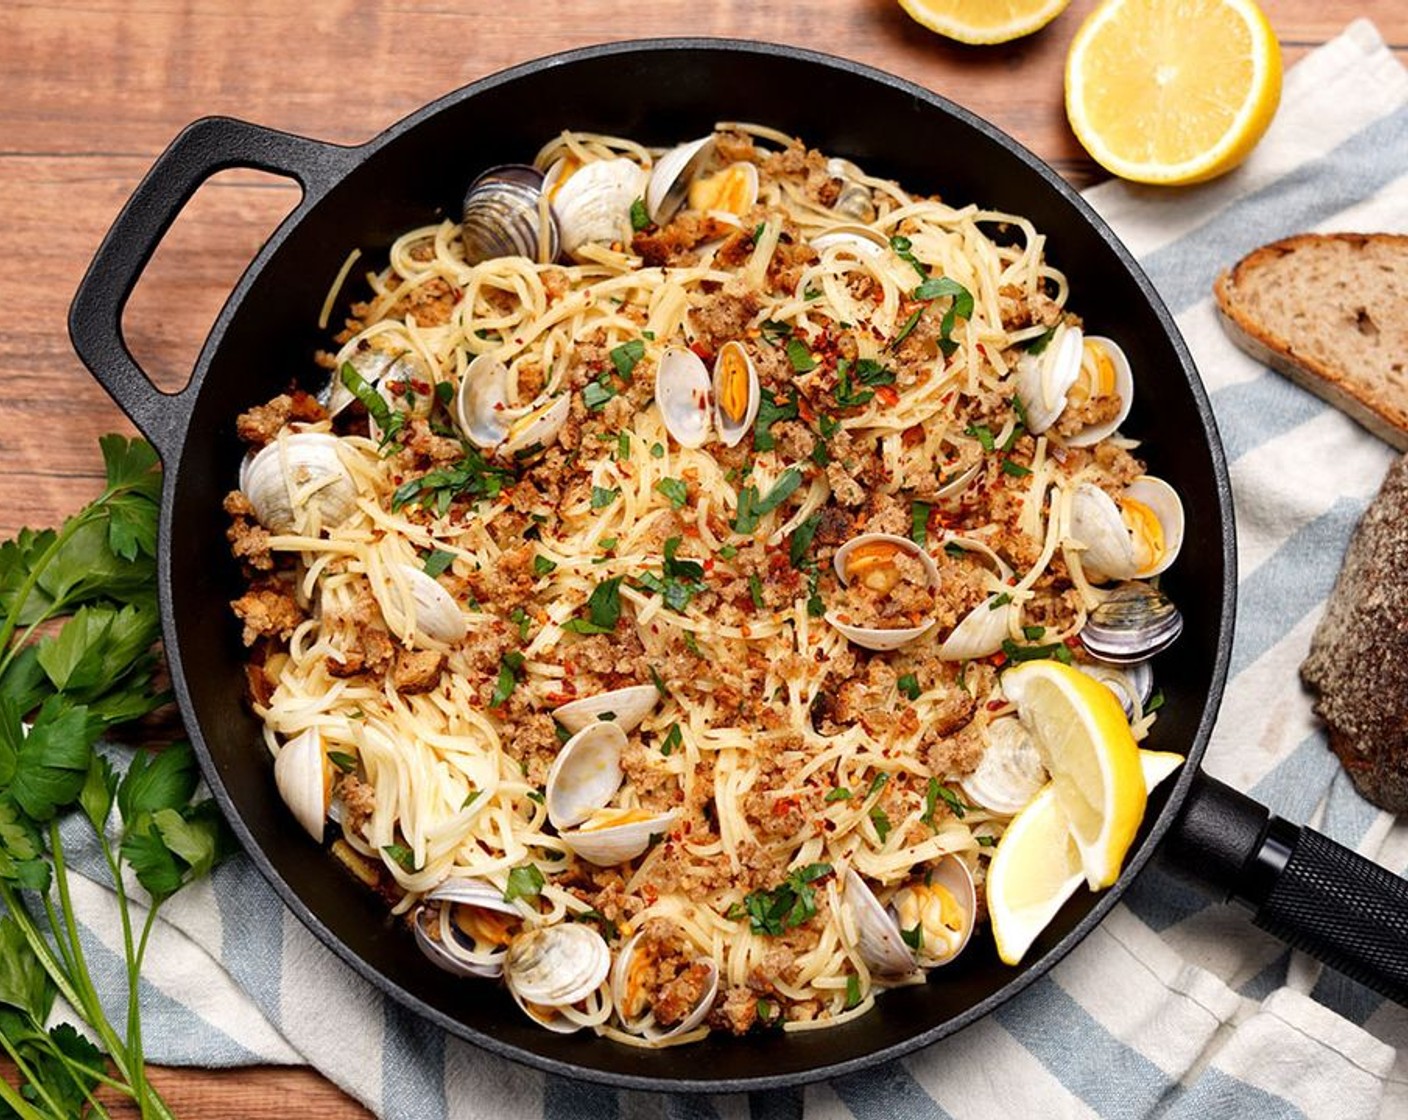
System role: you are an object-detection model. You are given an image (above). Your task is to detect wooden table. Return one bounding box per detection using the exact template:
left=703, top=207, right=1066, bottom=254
left=4, top=1, right=1403, bottom=1114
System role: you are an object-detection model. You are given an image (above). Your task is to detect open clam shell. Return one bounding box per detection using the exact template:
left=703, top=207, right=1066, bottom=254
left=656, top=346, right=713, bottom=449
left=938, top=593, right=1015, bottom=661
left=561, top=807, right=679, bottom=866
left=453, top=352, right=567, bottom=460
left=845, top=868, right=921, bottom=978
left=239, top=432, right=358, bottom=534
left=712, top=341, right=760, bottom=448
left=1062, top=336, right=1134, bottom=447
left=811, top=223, right=889, bottom=259
left=1079, top=659, right=1155, bottom=719
left=326, top=340, right=430, bottom=419
left=646, top=136, right=715, bottom=225
left=888, top=855, right=977, bottom=969
left=504, top=923, right=612, bottom=1011
left=1079, top=581, right=1184, bottom=665
left=412, top=878, right=522, bottom=980
left=549, top=157, right=647, bottom=259
left=963, top=716, right=1048, bottom=816
left=825, top=533, right=941, bottom=651
left=1069, top=477, right=1184, bottom=582
left=392, top=563, right=467, bottom=645
left=461, top=164, right=560, bottom=265
left=274, top=727, right=331, bottom=842
left=545, top=721, right=627, bottom=831
left=610, top=921, right=720, bottom=1041
left=552, top=684, right=660, bottom=736
left=826, top=157, right=876, bottom=223
left=1015, top=324, right=1084, bottom=434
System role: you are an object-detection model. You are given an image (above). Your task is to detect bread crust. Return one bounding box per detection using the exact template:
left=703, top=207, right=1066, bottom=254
left=1213, top=232, right=1408, bottom=452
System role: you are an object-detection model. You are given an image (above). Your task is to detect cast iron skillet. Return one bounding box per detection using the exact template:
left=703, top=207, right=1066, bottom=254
left=67, top=39, right=1408, bottom=1092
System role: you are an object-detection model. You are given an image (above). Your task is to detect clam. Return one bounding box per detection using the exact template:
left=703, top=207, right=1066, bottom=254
left=1061, top=337, right=1134, bottom=447
left=461, top=164, right=560, bottom=265
left=646, top=136, right=715, bottom=226
left=825, top=157, right=875, bottom=223
left=846, top=856, right=976, bottom=975
left=687, top=162, right=759, bottom=218
left=611, top=920, right=720, bottom=1041
left=712, top=341, right=760, bottom=448
left=962, top=717, right=1047, bottom=816
left=931, top=461, right=982, bottom=502
left=239, top=432, right=358, bottom=534
left=936, top=535, right=1017, bottom=661
left=811, top=224, right=889, bottom=259
left=393, top=563, right=467, bottom=645
left=504, top=924, right=612, bottom=1033
left=548, top=157, right=647, bottom=259
left=1079, top=581, right=1184, bottom=664
left=274, top=727, right=331, bottom=842
left=561, top=806, right=679, bottom=866
left=453, top=352, right=568, bottom=458
left=1079, top=659, right=1155, bottom=718
left=1068, top=476, right=1184, bottom=582
left=412, top=878, right=523, bottom=979
left=655, top=346, right=713, bottom=449
left=1014, top=324, right=1084, bottom=435
left=825, top=533, right=941, bottom=651
left=552, top=684, right=660, bottom=735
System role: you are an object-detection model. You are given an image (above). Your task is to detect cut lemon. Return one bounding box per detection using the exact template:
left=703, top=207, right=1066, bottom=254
left=897, top=0, right=1071, bottom=45
left=1001, top=660, right=1146, bottom=889
left=1064, top=0, right=1282, bottom=184
left=988, top=748, right=1184, bottom=965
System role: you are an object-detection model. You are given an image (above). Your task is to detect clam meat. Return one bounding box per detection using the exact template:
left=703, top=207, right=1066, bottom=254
left=1068, top=476, right=1184, bottom=582
left=610, top=919, right=719, bottom=1041
left=825, top=533, right=940, bottom=651
left=413, top=878, right=523, bottom=979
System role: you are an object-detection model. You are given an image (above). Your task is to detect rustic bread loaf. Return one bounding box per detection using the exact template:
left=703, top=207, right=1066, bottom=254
left=1301, top=451, right=1408, bottom=813
left=1214, top=232, right=1408, bottom=451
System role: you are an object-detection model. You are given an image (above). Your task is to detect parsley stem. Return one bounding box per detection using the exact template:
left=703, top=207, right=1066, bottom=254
left=0, top=1064, right=47, bottom=1120
left=0, top=505, right=94, bottom=680
left=0, top=1027, right=70, bottom=1118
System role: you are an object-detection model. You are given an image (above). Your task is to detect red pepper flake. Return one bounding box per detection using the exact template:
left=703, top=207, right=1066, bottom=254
left=689, top=341, right=714, bottom=362
left=985, top=698, right=1008, bottom=711
left=876, top=385, right=900, bottom=408
left=703, top=558, right=716, bottom=573
left=774, top=797, right=796, bottom=816
left=545, top=692, right=575, bottom=705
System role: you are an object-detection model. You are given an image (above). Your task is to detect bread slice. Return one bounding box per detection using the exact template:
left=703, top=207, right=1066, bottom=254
left=1213, top=233, right=1408, bottom=451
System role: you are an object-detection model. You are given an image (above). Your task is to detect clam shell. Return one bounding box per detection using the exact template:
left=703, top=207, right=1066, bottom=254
left=561, top=808, right=679, bottom=865
left=963, top=716, right=1047, bottom=815
left=461, top=164, right=560, bottom=265
left=1070, top=477, right=1184, bottom=582
left=712, top=341, right=760, bottom=448
left=655, top=346, right=713, bottom=449
left=412, top=905, right=503, bottom=979
left=239, top=432, right=358, bottom=534
left=504, top=923, right=612, bottom=1008
left=687, top=161, right=759, bottom=217
left=887, top=855, right=976, bottom=968
left=551, top=157, right=647, bottom=259
left=1079, top=659, right=1155, bottom=718
left=845, top=868, right=921, bottom=978
left=825, top=533, right=940, bottom=652
left=611, top=923, right=720, bottom=1040
left=552, top=684, right=660, bottom=735
left=938, top=592, right=1015, bottom=661
left=1079, top=581, right=1184, bottom=665
left=1015, top=324, right=1083, bottom=434
left=931, top=460, right=982, bottom=501
left=326, top=340, right=429, bottom=419
left=826, top=158, right=875, bottom=222
left=545, top=721, right=627, bottom=831
left=412, top=880, right=522, bottom=981
left=646, top=136, right=715, bottom=225
left=501, top=394, right=570, bottom=459
left=274, top=727, right=329, bottom=842
left=454, top=352, right=517, bottom=450
left=1062, top=336, right=1134, bottom=448
left=393, top=563, right=467, bottom=645
left=811, top=224, right=889, bottom=258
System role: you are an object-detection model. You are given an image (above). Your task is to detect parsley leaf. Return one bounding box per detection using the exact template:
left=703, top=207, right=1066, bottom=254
left=590, top=486, right=620, bottom=510
left=660, top=724, right=683, bottom=756
left=422, top=548, right=455, bottom=578
left=753, top=387, right=799, bottom=452
left=533, top=554, right=557, bottom=577
left=897, top=673, right=921, bottom=701
left=340, top=361, right=404, bottom=447
left=504, top=862, right=545, bottom=902
left=912, top=277, right=974, bottom=356
left=732, top=468, right=802, bottom=534
left=785, top=338, right=818, bottom=373
left=610, top=339, right=646, bottom=381
left=910, top=501, right=930, bottom=548
left=391, top=446, right=516, bottom=514
left=834, top=359, right=874, bottom=409
left=655, top=477, right=689, bottom=509
left=789, top=512, right=822, bottom=569
left=490, top=651, right=525, bottom=707
left=562, top=577, right=623, bottom=635
left=734, top=863, right=833, bottom=936
left=966, top=424, right=996, bottom=452
left=629, top=198, right=651, bottom=231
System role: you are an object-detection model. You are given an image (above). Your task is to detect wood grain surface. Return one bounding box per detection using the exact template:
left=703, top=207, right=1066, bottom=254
left=4, top=1, right=1405, bottom=1115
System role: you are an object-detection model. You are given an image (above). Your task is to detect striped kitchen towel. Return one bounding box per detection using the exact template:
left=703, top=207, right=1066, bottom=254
left=54, top=17, right=1408, bottom=1120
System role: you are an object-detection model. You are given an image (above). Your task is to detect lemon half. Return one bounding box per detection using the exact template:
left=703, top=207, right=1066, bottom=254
left=898, top=0, right=1071, bottom=45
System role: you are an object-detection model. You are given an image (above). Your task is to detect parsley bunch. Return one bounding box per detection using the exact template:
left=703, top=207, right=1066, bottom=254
left=0, top=437, right=232, bottom=1120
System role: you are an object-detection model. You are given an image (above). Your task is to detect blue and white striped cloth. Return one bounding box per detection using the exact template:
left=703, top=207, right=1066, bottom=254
left=60, top=20, right=1408, bottom=1118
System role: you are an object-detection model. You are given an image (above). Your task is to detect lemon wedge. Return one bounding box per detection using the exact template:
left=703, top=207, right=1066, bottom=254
left=897, top=0, right=1071, bottom=45
left=1064, top=0, right=1282, bottom=184
left=988, top=746, right=1184, bottom=965
left=1001, top=659, right=1147, bottom=889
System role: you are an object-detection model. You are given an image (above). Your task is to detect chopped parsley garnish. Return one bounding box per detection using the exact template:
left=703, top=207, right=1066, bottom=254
left=910, top=501, right=930, bottom=548
left=490, top=651, right=525, bottom=707
left=328, top=751, right=358, bottom=774
left=503, top=863, right=545, bottom=902
left=718, top=544, right=738, bottom=560
left=629, top=197, right=651, bottom=231
left=661, top=723, right=683, bottom=756
left=582, top=376, right=616, bottom=411
left=786, top=337, right=819, bottom=373
left=533, top=554, right=557, bottom=577
left=637, top=537, right=707, bottom=612
left=845, top=973, right=862, bottom=1010
left=989, top=592, right=1013, bottom=609
left=391, top=446, right=516, bottom=515
left=649, top=665, right=671, bottom=697
left=1023, top=624, right=1047, bottom=641
left=900, top=924, right=923, bottom=950
left=1000, top=638, right=1073, bottom=664
left=731, top=863, right=833, bottom=936
left=869, top=805, right=892, bottom=843
left=855, top=358, right=896, bottom=387
left=889, top=234, right=930, bottom=279
left=806, top=566, right=825, bottom=617
left=897, top=673, right=921, bottom=701
left=561, top=576, right=623, bottom=634
left=382, top=843, right=419, bottom=872
left=590, top=485, right=620, bottom=510
left=753, top=386, right=799, bottom=452
left=421, top=548, right=455, bottom=578
left=752, top=221, right=767, bottom=242
left=732, top=468, right=802, bottom=534
left=912, top=276, right=974, bottom=357
left=340, top=361, right=405, bottom=447
left=1146, top=689, right=1166, bottom=714
left=790, top=511, right=822, bottom=569
left=824, top=787, right=852, bottom=802
left=921, top=776, right=941, bottom=828
left=935, top=782, right=976, bottom=820
left=617, top=431, right=631, bottom=460
left=891, top=307, right=925, bottom=349
left=1000, top=422, right=1026, bottom=453
left=435, top=380, right=454, bottom=406
left=834, top=359, right=875, bottom=409
left=462, top=789, right=483, bottom=809
left=944, top=541, right=968, bottom=558
left=655, top=477, right=689, bottom=509
left=748, top=572, right=765, bottom=610
left=976, top=834, right=998, bottom=848
left=866, top=771, right=890, bottom=800
left=1001, top=459, right=1032, bottom=477
left=804, top=285, right=823, bottom=301
left=1024, top=324, right=1057, bottom=354
left=760, top=319, right=793, bottom=346
left=966, top=424, right=996, bottom=452
left=610, top=339, right=646, bottom=381
left=510, top=606, right=532, bottom=640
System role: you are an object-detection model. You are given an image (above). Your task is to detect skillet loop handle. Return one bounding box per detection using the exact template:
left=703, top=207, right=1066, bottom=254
left=67, top=116, right=355, bottom=460
left=1252, top=824, right=1408, bottom=1005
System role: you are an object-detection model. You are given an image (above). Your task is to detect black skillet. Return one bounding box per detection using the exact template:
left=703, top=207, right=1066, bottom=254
left=67, top=39, right=1408, bottom=1092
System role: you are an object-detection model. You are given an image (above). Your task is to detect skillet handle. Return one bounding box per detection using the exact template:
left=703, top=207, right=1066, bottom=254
left=1165, top=772, right=1408, bottom=1004
left=68, top=116, right=356, bottom=460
